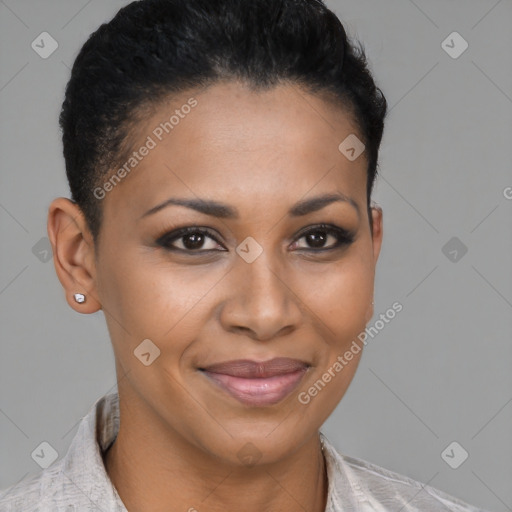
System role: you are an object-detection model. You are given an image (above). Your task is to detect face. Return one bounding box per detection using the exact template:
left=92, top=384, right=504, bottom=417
left=49, top=80, right=383, bottom=466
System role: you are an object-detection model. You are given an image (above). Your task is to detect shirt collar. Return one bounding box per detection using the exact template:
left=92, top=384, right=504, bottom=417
left=61, top=392, right=125, bottom=510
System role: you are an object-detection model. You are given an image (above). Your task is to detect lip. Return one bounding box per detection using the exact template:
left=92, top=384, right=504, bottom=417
left=199, top=357, right=310, bottom=406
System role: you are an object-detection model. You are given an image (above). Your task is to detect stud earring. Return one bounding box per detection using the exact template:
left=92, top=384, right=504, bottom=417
left=74, top=293, right=86, bottom=304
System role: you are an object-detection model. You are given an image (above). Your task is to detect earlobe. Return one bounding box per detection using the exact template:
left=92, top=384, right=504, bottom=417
left=47, top=197, right=102, bottom=314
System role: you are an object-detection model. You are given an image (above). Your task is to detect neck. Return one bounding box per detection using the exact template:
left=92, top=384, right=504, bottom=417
left=103, top=396, right=328, bottom=512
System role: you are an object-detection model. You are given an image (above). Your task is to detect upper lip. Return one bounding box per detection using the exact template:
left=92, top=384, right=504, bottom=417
left=199, top=357, right=309, bottom=378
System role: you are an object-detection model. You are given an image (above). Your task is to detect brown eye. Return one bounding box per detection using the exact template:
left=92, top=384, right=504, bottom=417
left=157, top=227, right=225, bottom=252
left=156, top=223, right=354, bottom=255
left=297, top=230, right=334, bottom=249
left=291, top=224, right=355, bottom=251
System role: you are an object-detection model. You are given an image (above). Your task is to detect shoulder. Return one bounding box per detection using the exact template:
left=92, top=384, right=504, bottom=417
left=341, top=453, right=486, bottom=511
left=0, top=459, right=69, bottom=512
left=0, top=392, right=122, bottom=512
left=320, top=433, right=490, bottom=512
left=0, top=448, right=119, bottom=512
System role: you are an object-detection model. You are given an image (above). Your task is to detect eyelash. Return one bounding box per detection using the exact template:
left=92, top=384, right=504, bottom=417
left=156, top=224, right=355, bottom=255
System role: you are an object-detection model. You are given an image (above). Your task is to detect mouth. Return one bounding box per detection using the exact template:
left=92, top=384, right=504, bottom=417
left=198, top=357, right=310, bottom=407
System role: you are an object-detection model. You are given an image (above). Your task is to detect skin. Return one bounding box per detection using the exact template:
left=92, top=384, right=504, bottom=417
left=47, top=80, right=383, bottom=512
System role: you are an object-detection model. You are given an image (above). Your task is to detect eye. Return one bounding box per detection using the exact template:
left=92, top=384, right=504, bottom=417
left=156, top=223, right=355, bottom=255
left=291, top=224, right=355, bottom=251
left=157, top=227, right=225, bottom=253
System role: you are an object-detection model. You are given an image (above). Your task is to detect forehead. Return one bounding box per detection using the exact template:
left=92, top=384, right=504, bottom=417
left=102, top=81, right=367, bottom=222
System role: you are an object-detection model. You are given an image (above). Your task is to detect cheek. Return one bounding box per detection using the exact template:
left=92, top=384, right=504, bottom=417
left=302, top=255, right=373, bottom=338
left=98, top=248, right=223, bottom=352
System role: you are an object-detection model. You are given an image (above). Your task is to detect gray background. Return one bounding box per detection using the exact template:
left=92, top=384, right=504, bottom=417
left=1, top=1, right=511, bottom=510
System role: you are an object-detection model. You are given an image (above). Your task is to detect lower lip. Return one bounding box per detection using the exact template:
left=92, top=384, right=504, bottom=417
left=200, top=368, right=308, bottom=406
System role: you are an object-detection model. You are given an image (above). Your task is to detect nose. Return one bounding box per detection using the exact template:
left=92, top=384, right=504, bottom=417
left=219, top=252, right=303, bottom=342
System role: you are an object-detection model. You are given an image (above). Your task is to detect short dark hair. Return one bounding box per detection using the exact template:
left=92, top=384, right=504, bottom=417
left=59, top=0, right=387, bottom=245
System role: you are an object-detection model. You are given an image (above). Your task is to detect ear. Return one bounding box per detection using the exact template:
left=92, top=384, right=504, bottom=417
left=365, top=203, right=383, bottom=323
left=370, top=203, right=383, bottom=264
left=47, top=197, right=102, bottom=314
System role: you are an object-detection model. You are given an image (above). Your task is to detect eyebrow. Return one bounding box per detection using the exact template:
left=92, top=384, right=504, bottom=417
left=139, top=192, right=360, bottom=220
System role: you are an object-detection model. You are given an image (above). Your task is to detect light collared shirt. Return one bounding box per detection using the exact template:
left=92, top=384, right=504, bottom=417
left=0, top=392, right=489, bottom=511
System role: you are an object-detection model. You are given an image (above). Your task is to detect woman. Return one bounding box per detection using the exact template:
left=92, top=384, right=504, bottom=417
left=0, top=0, right=489, bottom=510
